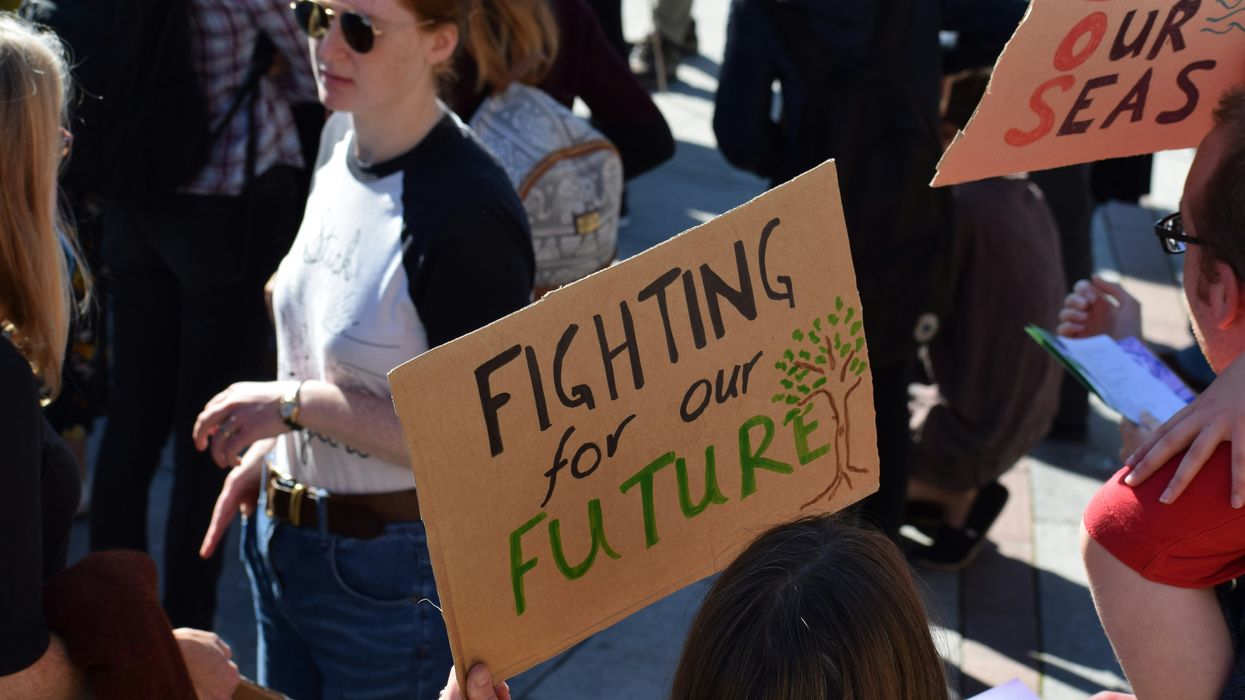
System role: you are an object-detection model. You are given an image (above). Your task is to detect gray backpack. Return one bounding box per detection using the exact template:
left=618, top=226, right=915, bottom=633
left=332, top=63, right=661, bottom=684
left=469, top=83, right=623, bottom=291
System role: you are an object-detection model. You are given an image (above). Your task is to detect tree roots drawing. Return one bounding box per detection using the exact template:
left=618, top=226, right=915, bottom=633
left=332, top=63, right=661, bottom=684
left=770, top=297, right=869, bottom=510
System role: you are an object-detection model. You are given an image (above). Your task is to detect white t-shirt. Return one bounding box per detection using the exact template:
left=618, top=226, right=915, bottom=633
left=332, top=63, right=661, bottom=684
left=272, top=111, right=533, bottom=494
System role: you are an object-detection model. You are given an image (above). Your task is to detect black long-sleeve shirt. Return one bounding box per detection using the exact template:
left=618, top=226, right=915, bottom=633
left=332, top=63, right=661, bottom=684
left=712, top=0, right=1026, bottom=362
left=0, top=334, right=79, bottom=675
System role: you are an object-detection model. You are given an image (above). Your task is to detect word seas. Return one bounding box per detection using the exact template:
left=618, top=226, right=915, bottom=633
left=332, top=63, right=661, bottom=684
left=1008, top=0, right=1216, bottom=147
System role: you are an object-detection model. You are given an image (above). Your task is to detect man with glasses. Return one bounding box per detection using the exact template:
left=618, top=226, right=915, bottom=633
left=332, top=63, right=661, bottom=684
left=1057, top=87, right=1245, bottom=699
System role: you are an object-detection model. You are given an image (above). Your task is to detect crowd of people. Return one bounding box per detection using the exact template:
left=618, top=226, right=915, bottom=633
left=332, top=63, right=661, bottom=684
left=3, top=0, right=1244, bottom=698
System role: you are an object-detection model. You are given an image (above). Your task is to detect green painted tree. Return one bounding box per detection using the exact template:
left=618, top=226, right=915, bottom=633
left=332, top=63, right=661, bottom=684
left=771, top=296, right=869, bottom=508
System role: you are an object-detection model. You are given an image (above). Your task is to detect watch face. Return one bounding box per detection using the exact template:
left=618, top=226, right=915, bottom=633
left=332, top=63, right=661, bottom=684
left=280, top=400, right=296, bottom=419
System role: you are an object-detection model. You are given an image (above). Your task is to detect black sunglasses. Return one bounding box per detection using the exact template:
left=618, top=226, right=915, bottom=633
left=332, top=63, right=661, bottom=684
left=1154, top=212, right=1200, bottom=255
left=290, top=0, right=431, bottom=54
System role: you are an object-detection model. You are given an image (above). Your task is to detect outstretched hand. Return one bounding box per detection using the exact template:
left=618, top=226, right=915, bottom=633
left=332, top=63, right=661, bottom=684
left=193, top=381, right=296, bottom=468
left=439, top=665, right=510, bottom=700
left=1125, top=352, right=1244, bottom=508
left=1057, top=275, right=1142, bottom=340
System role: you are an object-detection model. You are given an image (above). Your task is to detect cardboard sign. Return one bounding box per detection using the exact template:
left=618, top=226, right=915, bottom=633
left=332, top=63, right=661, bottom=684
left=388, top=161, right=878, bottom=683
left=933, top=0, right=1245, bottom=187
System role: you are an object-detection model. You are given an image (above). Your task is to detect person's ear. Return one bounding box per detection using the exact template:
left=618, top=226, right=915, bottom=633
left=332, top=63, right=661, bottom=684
left=425, top=23, right=459, bottom=67
left=1212, top=259, right=1244, bottom=330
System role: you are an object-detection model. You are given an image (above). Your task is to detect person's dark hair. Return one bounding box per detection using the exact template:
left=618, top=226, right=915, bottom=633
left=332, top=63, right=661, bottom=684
left=1194, top=87, right=1245, bottom=291
left=669, top=516, right=948, bottom=700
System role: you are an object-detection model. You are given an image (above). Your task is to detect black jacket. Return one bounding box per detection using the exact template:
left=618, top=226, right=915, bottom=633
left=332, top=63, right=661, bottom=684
left=713, top=0, right=1025, bottom=362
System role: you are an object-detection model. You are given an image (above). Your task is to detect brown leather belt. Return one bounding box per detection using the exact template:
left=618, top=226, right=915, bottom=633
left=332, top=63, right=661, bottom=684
left=265, top=470, right=421, bottom=540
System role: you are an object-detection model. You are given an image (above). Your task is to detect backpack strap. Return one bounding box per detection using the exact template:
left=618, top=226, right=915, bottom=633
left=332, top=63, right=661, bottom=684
left=205, top=33, right=276, bottom=183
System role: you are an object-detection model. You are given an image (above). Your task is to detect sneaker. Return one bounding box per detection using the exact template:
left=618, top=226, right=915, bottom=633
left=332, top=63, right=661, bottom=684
left=682, top=19, right=698, bottom=55
left=909, top=481, right=1009, bottom=571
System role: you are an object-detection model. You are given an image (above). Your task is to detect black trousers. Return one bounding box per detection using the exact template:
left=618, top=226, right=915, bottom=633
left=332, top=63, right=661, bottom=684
left=1031, top=165, right=1094, bottom=433
left=90, top=167, right=301, bottom=629
left=855, top=358, right=911, bottom=538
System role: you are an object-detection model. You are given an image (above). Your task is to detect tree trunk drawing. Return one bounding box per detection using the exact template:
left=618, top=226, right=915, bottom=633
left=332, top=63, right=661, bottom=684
left=770, top=298, right=870, bottom=509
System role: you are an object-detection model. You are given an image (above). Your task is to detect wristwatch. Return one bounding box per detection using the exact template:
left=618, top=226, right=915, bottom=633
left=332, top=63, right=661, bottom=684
left=278, top=381, right=304, bottom=431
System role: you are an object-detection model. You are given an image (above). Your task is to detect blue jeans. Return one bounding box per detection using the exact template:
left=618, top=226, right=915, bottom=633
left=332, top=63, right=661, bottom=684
left=241, top=491, right=452, bottom=700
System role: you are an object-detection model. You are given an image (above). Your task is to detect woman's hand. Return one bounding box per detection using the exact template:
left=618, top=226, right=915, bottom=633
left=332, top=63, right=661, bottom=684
left=193, top=381, right=297, bottom=468
left=173, top=628, right=240, bottom=700
left=439, top=665, right=510, bottom=700
left=1125, top=353, right=1245, bottom=507
left=1057, top=275, right=1143, bottom=340
left=199, top=438, right=273, bottom=559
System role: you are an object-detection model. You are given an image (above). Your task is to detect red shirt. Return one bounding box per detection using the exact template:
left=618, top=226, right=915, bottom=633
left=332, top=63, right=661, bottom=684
left=1084, top=443, right=1245, bottom=588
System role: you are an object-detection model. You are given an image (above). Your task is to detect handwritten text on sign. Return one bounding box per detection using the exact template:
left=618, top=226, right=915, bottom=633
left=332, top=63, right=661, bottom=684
left=933, top=0, right=1245, bottom=186
left=388, top=162, right=878, bottom=683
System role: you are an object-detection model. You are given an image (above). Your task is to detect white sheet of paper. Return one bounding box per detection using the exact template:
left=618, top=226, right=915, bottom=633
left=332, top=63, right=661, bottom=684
left=1057, top=335, right=1187, bottom=423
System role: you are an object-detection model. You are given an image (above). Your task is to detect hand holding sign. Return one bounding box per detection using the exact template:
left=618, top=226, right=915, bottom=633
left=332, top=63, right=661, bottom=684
left=388, top=161, right=878, bottom=686
left=934, top=0, right=1245, bottom=186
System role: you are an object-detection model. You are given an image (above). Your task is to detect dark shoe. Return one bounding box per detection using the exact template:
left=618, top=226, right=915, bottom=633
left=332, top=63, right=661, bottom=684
left=630, top=32, right=686, bottom=83
left=682, top=19, right=699, bottom=55
left=903, top=499, right=945, bottom=534
left=909, top=482, right=1009, bottom=571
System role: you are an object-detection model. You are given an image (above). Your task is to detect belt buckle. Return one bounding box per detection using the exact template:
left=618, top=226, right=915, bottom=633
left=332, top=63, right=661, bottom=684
left=266, top=469, right=310, bottom=526
left=287, top=482, right=308, bottom=527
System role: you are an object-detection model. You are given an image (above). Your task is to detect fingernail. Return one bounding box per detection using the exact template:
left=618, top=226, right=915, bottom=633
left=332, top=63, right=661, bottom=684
left=1233, top=495, right=1243, bottom=509
left=1160, top=489, right=1174, bottom=504
left=1124, top=471, right=1137, bottom=486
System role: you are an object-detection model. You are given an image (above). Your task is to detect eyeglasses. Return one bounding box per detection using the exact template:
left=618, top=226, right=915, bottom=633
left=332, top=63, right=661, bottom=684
left=290, top=0, right=433, bottom=54
left=1154, top=212, right=1200, bottom=255
left=59, top=127, right=73, bottom=159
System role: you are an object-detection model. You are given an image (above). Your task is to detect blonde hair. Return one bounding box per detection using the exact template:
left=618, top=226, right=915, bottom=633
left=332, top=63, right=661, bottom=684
left=466, top=0, right=559, bottom=93
left=0, top=14, right=86, bottom=398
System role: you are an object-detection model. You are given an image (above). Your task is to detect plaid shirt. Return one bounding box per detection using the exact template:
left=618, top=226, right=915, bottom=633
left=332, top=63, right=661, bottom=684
left=184, top=0, right=318, bottom=196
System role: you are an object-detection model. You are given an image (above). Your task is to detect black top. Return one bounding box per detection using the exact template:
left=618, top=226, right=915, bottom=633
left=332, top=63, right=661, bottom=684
left=337, top=112, right=535, bottom=349
left=274, top=111, right=533, bottom=490
left=0, top=334, right=80, bottom=675
left=451, top=0, right=675, bottom=181
left=712, top=0, right=1026, bottom=362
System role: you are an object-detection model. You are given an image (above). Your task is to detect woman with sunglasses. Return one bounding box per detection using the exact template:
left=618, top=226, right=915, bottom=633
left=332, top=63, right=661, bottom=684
left=0, top=13, right=239, bottom=699
left=193, top=1, right=533, bottom=698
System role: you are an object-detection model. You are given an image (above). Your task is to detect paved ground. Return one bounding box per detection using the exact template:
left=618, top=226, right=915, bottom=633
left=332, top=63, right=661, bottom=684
left=67, top=1, right=1200, bottom=697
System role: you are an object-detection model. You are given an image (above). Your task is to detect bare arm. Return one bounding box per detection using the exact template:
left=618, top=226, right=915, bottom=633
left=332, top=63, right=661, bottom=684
left=0, top=635, right=86, bottom=700
left=299, top=380, right=409, bottom=466
left=194, top=379, right=410, bottom=468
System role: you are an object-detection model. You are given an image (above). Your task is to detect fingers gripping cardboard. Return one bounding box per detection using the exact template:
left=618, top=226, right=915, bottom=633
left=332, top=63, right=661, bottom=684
left=388, top=162, right=878, bottom=684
